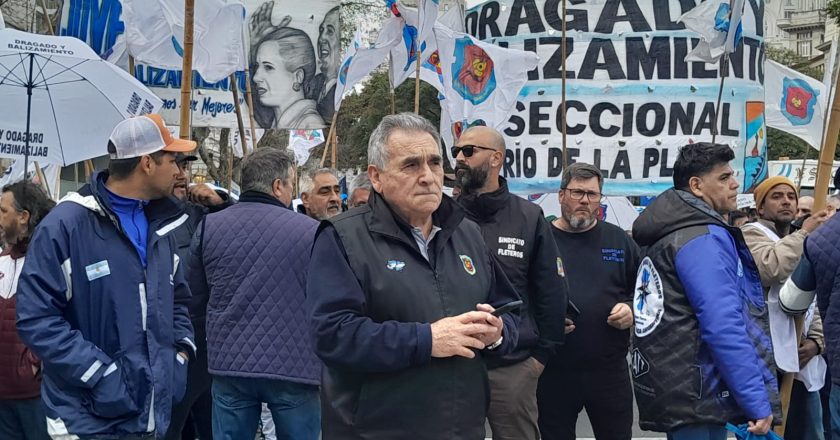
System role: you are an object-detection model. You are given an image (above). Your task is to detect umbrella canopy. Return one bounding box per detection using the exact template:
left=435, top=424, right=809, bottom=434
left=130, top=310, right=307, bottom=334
left=0, top=29, right=162, bottom=168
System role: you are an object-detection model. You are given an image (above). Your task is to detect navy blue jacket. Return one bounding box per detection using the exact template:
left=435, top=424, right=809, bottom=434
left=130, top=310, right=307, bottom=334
left=309, top=192, right=519, bottom=439
left=16, top=171, right=194, bottom=439
left=189, top=191, right=321, bottom=384
left=795, top=213, right=840, bottom=385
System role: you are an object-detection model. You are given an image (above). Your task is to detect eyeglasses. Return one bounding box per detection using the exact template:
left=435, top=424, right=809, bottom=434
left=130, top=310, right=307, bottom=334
left=451, top=144, right=496, bottom=158
left=562, top=188, right=603, bottom=202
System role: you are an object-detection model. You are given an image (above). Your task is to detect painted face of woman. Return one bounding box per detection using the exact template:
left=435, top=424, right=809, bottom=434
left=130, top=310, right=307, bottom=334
left=253, top=41, right=299, bottom=108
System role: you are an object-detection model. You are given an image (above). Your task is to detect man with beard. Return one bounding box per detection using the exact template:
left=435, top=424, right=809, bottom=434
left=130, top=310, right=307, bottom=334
left=301, top=168, right=342, bottom=220
left=537, top=163, right=639, bottom=440
left=453, top=126, right=568, bottom=440
left=741, top=177, right=829, bottom=440
left=307, top=6, right=339, bottom=122
left=0, top=181, right=54, bottom=440
left=165, top=154, right=233, bottom=440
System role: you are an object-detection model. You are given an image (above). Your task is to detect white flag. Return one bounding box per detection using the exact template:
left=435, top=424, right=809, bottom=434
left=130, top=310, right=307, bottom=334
left=122, top=0, right=247, bottom=83
left=765, top=60, right=826, bottom=150
left=335, top=19, right=403, bottom=111
left=678, top=0, right=744, bottom=64
left=435, top=24, right=539, bottom=150
left=387, top=1, right=445, bottom=94
left=289, top=129, right=326, bottom=165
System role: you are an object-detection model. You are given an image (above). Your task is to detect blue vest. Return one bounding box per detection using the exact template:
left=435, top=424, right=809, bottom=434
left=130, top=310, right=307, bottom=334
left=202, top=196, right=321, bottom=384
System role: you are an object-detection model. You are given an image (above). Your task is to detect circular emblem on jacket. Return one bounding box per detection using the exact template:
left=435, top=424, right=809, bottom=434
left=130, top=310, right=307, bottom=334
left=634, top=257, right=664, bottom=337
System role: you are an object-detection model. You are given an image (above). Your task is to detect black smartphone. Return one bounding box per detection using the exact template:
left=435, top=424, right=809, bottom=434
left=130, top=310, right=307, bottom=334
left=566, top=300, right=581, bottom=321
left=491, top=300, right=524, bottom=317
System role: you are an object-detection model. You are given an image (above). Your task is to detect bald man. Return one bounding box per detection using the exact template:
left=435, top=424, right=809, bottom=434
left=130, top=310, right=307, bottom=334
left=453, top=126, right=569, bottom=440
left=797, top=196, right=814, bottom=220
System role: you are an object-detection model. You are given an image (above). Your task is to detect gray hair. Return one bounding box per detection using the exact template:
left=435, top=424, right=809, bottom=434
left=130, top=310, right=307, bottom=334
left=368, top=113, right=440, bottom=169
left=349, top=172, right=372, bottom=195
left=561, top=162, right=604, bottom=191
left=299, top=168, right=338, bottom=195
left=240, top=148, right=296, bottom=194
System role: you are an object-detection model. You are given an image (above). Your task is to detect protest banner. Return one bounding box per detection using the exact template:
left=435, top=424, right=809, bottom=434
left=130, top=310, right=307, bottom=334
left=461, top=0, right=766, bottom=195
left=60, top=0, right=339, bottom=129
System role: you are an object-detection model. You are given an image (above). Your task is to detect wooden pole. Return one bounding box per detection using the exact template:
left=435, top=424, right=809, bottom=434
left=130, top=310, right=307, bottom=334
left=178, top=0, right=196, bottom=140
left=560, top=0, right=568, bottom=167
left=321, top=112, right=339, bottom=167
left=813, top=55, right=840, bottom=211
left=414, top=46, right=422, bottom=114
left=243, top=67, right=259, bottom=151
left=38, top=0, right=54, bottom=35
left=796, top=147, right=811, bottom=190
left=227, top=133, right=234, bottom=190
left=128, top=55, right=135, bottom=78
left=711, top=53, right=729, bottom=145
left=230, top=74, right=249, bottom=156
left=331, top=132, right=337, bottom=168
left=775, top=318, right=805, bottom=436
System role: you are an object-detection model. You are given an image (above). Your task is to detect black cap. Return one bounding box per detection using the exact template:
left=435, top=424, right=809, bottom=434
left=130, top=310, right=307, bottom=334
left=176, top=153, right=198, bottom=164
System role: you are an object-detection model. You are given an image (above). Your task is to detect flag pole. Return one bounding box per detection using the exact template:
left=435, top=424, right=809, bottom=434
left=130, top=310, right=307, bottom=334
left=389, top=54, right=397, bottom=114
left=332, top=131, right=338, bottom=168
left=561, top=0, right=568, bottom=168
left=711, top=53, right=729, bottom=145
left=414, top=46, right=422, bottom=113
left=321, top=112, right=339, bottom=167
left=38, top=0, right=54, bottom=34
left=230, top=73, right=249, bottom=156
left=178, top=0, right=196, bottom=140
left=241, top=23, right=259, bottom=152
left=128, top=55, right=135, bottom=79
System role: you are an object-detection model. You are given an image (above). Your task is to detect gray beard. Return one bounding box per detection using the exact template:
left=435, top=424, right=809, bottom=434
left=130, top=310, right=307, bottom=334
left=565, top=213, right=596, bottom=231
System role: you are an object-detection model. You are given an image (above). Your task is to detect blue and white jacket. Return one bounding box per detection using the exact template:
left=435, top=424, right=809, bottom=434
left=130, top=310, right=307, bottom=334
left=16, top=171, right=195, bottom=439
left=631, top=189, right=781, bottom=432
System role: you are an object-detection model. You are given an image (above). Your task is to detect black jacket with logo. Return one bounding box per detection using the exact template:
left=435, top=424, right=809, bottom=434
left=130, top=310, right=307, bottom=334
left=457, top=177, right=568, bottom=367
left=308, top=192, right=520, bottom=440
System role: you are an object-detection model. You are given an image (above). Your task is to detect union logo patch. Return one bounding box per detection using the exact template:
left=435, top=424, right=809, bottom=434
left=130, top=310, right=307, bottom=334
left=460, top=255, right=476, bottom=275
left=451, top=37, right=496, bottom=105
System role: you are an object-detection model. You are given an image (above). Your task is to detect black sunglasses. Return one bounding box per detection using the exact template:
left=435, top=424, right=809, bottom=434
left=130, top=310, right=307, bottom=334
left=451, top=144, right=496, bottom=158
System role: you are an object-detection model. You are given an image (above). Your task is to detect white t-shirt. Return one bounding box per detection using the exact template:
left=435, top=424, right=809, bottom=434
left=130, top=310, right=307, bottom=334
left=0, top=254, right=24, bottom=299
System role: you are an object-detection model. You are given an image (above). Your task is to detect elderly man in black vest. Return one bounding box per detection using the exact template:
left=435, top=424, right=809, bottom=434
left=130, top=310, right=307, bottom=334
left=308, top=113, right=521, bottom=440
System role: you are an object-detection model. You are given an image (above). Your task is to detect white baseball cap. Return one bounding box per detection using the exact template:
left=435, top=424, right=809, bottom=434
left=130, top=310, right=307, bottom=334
left=109, top=114, right=196, bottom=159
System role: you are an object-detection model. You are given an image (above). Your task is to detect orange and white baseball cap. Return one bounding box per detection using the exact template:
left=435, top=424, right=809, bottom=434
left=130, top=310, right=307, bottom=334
left=108, top=114, right=196, bottom=159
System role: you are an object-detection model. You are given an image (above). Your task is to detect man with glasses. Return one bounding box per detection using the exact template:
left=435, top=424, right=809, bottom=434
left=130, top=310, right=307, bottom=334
left=537, top=162, right=640, bottom=440
left=453, top=126, right=568, bottom=440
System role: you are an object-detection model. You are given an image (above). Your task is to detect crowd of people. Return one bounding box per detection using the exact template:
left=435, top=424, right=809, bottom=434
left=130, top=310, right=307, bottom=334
left=1, top=112, right=840, bottom=440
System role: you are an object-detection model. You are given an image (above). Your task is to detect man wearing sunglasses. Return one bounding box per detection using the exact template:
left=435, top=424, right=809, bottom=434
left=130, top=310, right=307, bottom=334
left=453, top=126, right=568, bottom=440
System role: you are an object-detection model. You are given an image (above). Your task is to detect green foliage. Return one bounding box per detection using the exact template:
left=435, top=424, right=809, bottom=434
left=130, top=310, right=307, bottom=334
left=330, top=68, right=443, bottom=170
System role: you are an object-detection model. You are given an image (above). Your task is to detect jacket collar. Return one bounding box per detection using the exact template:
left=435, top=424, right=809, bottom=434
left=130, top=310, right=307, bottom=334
left=239, top=190, right=289, bottom=209
left=67, top=170, right=184, bottom=232
left=456, top=176, right=510, bottom=221
left=367, top=190, right=464, bottom=248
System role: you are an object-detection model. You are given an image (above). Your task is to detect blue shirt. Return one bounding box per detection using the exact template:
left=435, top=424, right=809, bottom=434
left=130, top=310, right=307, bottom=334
left=104, top=185, right=149, bottom=267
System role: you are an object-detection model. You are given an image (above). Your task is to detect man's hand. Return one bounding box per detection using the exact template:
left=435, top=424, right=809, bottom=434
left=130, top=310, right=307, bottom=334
left=564, top=318, right=576, bottom=334
left=607, top=303, right=633, bottom=330
left=747, top=415, right=773, bottom=435
left=188, top=184, right=224, bottom=207
left=474, top=304, right=505, bottom=346
left=802, top=209, right=831, bottom=233
left=799, top=339, right=819, bottom=369
left=430, top=312, right=498, bottom=359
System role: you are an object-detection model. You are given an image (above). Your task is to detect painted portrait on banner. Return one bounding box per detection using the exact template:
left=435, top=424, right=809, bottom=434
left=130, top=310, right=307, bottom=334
left=59, top=0, right=339, bottom=129
left=249, top=1, right=338, bottom=129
